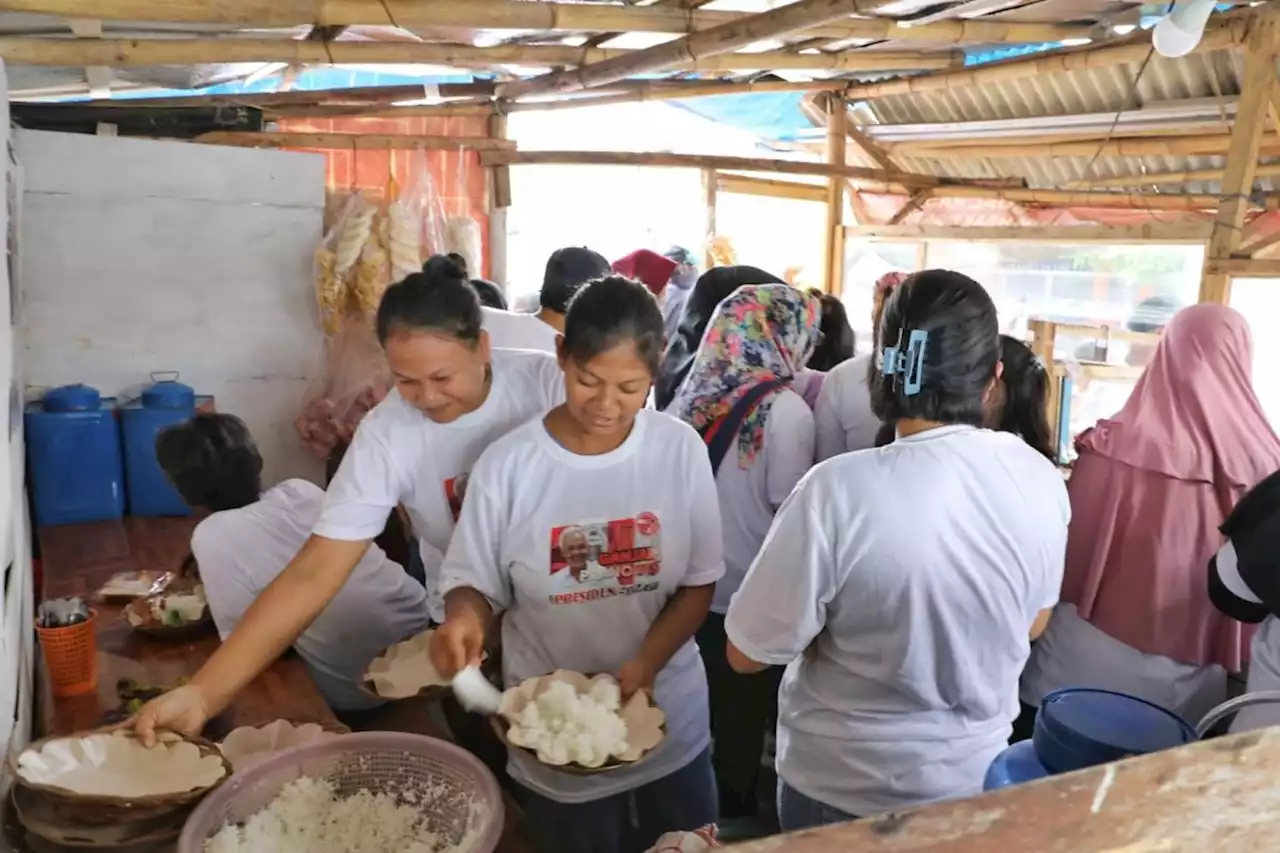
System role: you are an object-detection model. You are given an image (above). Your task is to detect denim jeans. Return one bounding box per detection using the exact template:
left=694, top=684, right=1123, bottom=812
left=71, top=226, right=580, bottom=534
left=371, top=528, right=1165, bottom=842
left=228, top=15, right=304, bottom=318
left=513, top=748, right=718, bottom=853
left=777, top=781, right=858, bottom=832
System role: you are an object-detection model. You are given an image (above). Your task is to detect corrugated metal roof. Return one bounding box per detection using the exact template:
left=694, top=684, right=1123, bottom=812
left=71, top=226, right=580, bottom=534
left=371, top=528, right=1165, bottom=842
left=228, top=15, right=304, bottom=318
left=859, top=45, right=1264, bottom=193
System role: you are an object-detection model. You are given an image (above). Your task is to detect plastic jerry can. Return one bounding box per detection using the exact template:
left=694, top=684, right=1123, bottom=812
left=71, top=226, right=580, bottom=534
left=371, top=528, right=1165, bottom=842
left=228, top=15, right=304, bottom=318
left=25, top=384, right=125, bottom=527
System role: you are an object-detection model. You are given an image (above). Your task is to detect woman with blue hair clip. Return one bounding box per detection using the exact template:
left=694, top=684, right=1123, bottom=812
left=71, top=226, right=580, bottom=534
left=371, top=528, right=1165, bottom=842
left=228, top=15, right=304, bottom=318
left=723, top=270, right=1070, bottom=831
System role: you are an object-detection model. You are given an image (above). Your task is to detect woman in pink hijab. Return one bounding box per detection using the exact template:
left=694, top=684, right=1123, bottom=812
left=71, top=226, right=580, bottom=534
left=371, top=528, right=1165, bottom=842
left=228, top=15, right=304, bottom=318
left=1019, top=303, right=1280, bottom=732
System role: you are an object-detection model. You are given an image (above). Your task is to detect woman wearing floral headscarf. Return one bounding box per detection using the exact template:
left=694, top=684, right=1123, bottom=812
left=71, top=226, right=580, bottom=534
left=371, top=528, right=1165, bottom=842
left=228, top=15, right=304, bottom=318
left=814, top=271, right=908, bottom=460
left=668, top=284, right=821, bottom=819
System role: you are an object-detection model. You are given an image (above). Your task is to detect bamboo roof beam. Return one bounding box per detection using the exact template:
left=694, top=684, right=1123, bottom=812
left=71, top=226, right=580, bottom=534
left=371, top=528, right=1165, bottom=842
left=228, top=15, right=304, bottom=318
left=481, top=149, right=1279, bottom=211
left=0, top=36, right=961, bottom=74
left=194, top=132, right=515, bottom=150
left=845, top=223, right=1215, bottom=242
left=0, top=1, right=1095, bottom=46
left=498, top=0, right=887, bottom=100
left=1063, top=162, right=1280, bottom=190
left=844, top=11, right=1249, bottom=101
left=717, top=174, right=827, bottom=203
left=889, top=132, right=1280, bottom=160
left=105, top=81, right=495, bottom=109
left=480, top=148, right=941, bottom=189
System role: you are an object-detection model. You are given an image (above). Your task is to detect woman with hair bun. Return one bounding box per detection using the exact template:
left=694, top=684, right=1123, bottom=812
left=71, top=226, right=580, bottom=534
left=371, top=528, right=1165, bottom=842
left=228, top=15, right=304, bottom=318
left=725, top=270, right=1069, bottom=830
left=133, top=254, right=564, bottom=743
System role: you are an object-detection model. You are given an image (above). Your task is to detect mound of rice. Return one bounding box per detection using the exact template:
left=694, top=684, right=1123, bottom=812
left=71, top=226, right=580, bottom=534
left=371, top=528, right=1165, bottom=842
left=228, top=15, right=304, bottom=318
left=205, top=776, right=477, bottom=853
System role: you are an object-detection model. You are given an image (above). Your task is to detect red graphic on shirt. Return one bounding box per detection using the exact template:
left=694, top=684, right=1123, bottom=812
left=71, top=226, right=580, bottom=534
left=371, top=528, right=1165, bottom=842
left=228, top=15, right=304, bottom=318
left=444, top=473, right=470, bottom=522
left=548, top=515, right=663, bottom=605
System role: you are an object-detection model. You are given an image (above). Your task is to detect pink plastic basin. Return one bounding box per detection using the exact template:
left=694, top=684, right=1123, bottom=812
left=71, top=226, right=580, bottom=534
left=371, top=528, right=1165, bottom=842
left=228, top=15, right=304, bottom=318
left=178, top=731, right=503, bottom=852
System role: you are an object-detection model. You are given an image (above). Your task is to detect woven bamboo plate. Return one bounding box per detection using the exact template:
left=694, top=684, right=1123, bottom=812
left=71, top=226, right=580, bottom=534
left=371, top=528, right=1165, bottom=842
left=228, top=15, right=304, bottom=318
left=492, top=670, right=666, bottom=776
left=217, top=717, right=351, bottom=772
left=10, top=727, right=231, bottom=825
left=11, top=783, right=190, bottom=849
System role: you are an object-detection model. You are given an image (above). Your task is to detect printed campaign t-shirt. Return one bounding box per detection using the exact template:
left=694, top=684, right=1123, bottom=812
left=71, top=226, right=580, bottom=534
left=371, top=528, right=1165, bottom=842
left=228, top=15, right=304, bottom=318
left=813, top=353, right=880, bottom=461
left=481, top=306, right=559, bottom=353
left=315, top=349, right=564, bottom=622
left=726, top=426, right=1069, bottom=817
left=193, top=479, right=430, bottom=711
left=440, top=409, right=726, bottom=804
left=712, top=388, right=814, bottom=613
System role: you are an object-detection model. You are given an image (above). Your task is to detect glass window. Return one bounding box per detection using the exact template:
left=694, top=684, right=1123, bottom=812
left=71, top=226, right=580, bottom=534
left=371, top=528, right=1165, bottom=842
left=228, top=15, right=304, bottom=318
left=1229, top=277, right=1280, bottom=428
left=923, top=241, right=1204, bottom=339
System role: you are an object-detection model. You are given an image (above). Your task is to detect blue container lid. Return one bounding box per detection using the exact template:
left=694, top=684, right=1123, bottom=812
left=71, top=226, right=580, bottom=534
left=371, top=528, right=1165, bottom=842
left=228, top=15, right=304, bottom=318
left=1034, top=688, right=1196, bottom=775
left=42, top=383, right=102, bottom=413
left=142, top=379, right=195, bottom=409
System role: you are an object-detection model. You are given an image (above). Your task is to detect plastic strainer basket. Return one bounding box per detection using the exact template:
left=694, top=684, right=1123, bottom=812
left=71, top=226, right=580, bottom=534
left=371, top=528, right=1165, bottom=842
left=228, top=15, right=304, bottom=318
left=177, top=732, right=503, bottom=853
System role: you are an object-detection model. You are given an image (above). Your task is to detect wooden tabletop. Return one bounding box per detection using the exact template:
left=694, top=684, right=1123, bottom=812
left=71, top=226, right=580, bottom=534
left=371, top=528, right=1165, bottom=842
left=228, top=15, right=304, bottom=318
left=36, top=516, right=334, bottom=738
left=726, top=728, right=1280, bottom=852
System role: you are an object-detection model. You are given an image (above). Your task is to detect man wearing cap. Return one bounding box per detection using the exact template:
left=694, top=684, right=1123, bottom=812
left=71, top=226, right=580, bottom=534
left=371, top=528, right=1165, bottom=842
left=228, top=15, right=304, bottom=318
left=482, top=246, right=611, bottom=352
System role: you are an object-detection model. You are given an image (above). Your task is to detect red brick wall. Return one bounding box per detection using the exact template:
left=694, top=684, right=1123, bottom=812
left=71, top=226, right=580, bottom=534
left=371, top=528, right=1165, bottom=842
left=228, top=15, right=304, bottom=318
left=278, top=114, right=491, bottom=277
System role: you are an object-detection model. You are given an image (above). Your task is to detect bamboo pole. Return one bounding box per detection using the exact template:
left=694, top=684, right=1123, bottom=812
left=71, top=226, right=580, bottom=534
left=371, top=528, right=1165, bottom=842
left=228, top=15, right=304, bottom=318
left=480, top=148, right=942, bottom=189
left=488, top=110, right=511, bottom=286
left=1205, top=257, right=1280, bottom=276
left=0, top=36, right=960, bottom=73
left=0, top=0, right=1094, bottom=45
left=194, top=132, right=515, bottom=150
left=845, top=223, right=1214, bottom=242
left=103, top=81, right=495, bottom=109
left=717, top=174, right=826, bottom=203
left=823, top=93, right=847, bottom=295
left=844, top=13, right=1248, bottom=101
left=482, top=149, right=1274, bottom=210
left=702, top=168, right=717, bottom=271
left=891, top=132, right=1280, bottom=160
left=1201, top=12, right=1280, bottom=303
left=1063, top=162, right=1280, bottom=190
left=497, top=0, right=874, bottom=100
left=925, top=184, right=1268, bottom=211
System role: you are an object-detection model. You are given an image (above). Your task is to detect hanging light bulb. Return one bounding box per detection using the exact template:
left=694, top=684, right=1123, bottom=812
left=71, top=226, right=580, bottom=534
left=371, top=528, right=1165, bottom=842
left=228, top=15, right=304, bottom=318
left=1153, top=0, right=1218, bottom=58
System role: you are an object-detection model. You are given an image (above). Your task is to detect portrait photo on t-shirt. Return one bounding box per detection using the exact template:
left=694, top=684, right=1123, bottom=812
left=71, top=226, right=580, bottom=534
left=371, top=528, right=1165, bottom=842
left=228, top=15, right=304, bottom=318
left=445, top=472, right=470, bottom=521
left=548, top=513, right=663, bottom=603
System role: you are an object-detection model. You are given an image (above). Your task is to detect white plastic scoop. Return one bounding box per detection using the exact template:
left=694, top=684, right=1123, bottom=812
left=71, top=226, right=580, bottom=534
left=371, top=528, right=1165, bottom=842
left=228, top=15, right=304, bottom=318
left=452, top=665, right=503, bottom=715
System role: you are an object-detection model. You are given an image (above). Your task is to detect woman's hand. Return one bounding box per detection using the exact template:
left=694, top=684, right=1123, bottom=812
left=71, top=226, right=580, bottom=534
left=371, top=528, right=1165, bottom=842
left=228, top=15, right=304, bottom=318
left=133, top=684, right=212, bottom=747
left=431, top=611, right=486, bottom=680
left=617, top=657, right=657, bottom=700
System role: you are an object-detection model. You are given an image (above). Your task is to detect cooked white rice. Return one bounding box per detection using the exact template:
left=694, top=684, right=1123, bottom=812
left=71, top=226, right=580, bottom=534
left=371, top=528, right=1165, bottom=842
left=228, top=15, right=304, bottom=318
left=205, top=776, right=478, bottom=853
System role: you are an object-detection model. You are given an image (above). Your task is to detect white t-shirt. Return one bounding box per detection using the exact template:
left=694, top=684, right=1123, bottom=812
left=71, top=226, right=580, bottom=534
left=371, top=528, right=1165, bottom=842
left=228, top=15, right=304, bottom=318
left=814, top=353, right=880, bottom=461
left=315, top=349, right=564, bottom=622
left=1233, top=616, right=1280, bottom=732
left=440, top=409, right=725, bottom=804
left=1020, top=603, right=1227, bottom=725
left=726, top=425, right=1069, bottom=817
left=712, top=388, right=813, bottom=614
left=193, top=479, right=431, bottom=712
left=481, top=306, right=559, bottom=353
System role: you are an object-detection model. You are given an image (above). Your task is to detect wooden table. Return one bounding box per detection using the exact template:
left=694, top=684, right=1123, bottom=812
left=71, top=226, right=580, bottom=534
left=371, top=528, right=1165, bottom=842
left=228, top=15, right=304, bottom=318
left=30, top=515, right=535, bottom=853
left=726, top=728, right=1280, bottom=852
left=36, top=516, right=334, bottom=738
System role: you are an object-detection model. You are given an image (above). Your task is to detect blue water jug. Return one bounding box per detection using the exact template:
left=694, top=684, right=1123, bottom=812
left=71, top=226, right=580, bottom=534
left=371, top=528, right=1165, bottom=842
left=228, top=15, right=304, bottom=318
left=25, top=384, right=125, bottom=526
left=120, top=374, right=212, bottom=517
left=985, top=689, right=1197, bottom=791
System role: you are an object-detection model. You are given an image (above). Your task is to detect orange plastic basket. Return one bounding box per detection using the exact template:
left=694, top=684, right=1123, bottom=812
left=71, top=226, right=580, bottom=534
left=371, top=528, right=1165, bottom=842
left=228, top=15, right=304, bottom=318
left=36, top=609, right=98, bottom=697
